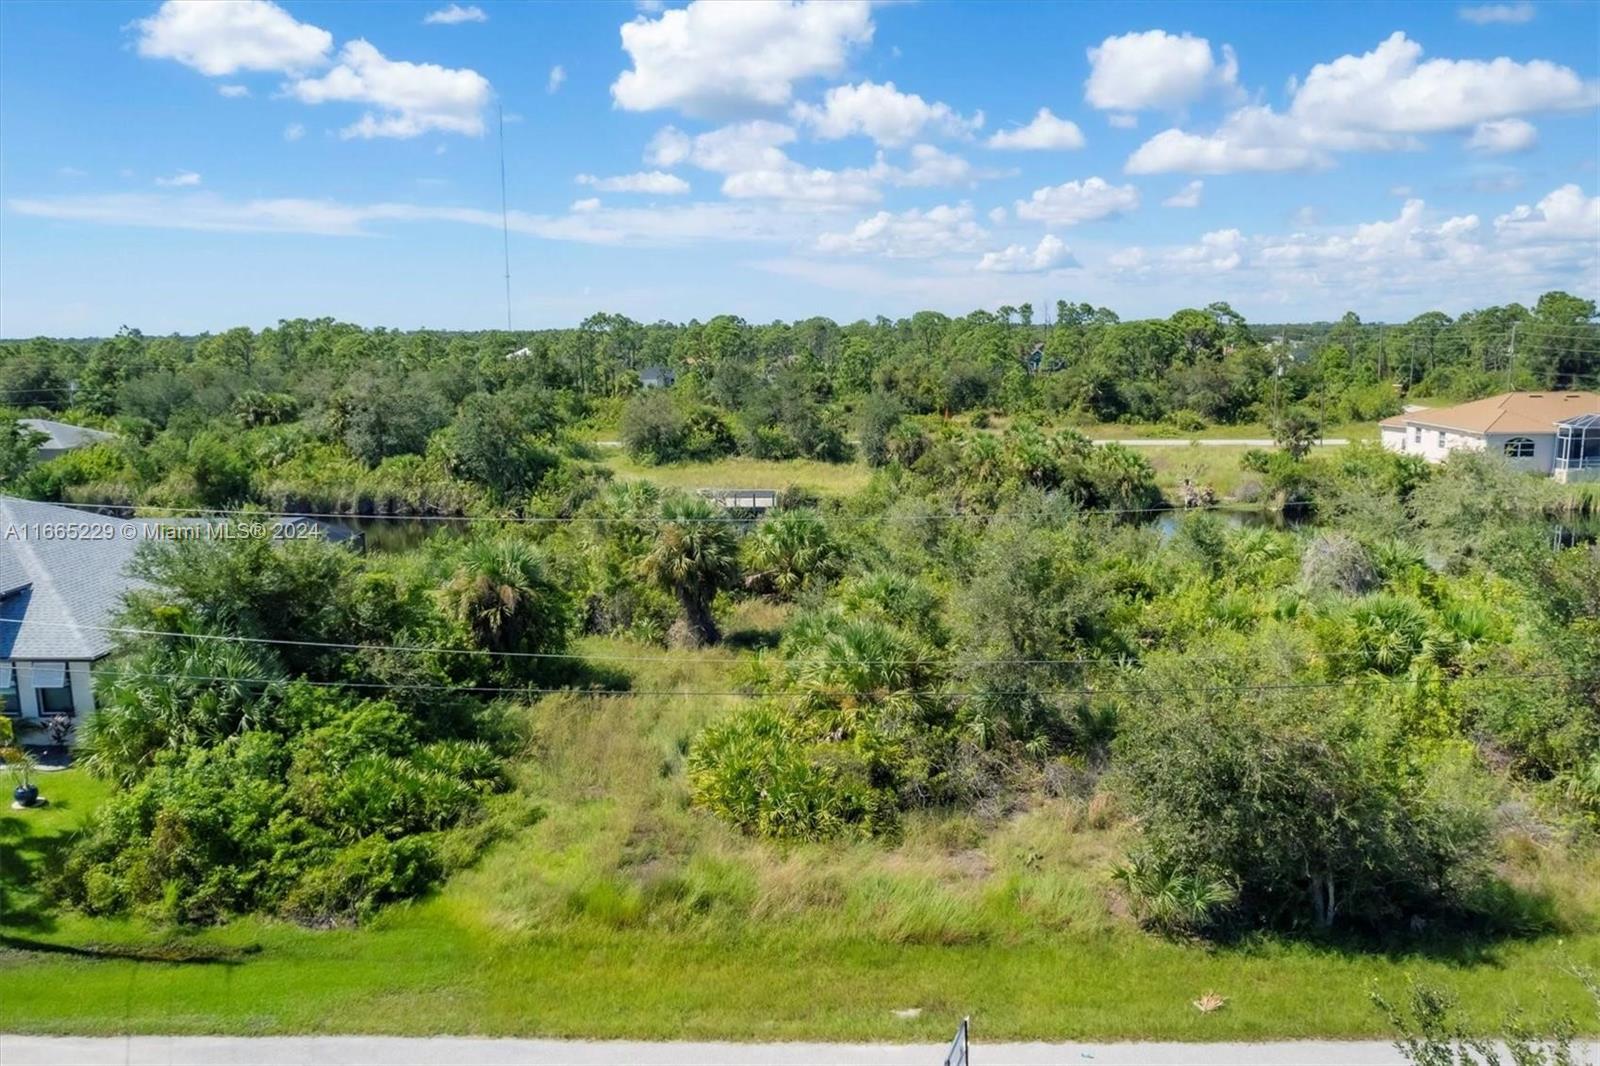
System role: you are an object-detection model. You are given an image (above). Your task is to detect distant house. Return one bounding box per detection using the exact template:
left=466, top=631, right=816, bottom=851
left=1, top=497, right=362, bottom=729
left=1379, top=391, right=1600, bottom=482
left=639, top=366, right=676, bottom=389
left=505, top=346, right=532, bottom=360
left=20, top=418, right=115, bottom=461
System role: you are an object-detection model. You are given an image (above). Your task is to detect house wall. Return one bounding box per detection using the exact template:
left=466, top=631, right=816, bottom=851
left=7, top=659, right=96, bottom=721
left=1382, top=421, right=1557, bottom=471
left=1406, top=425, right=1487, bottom=463
left=1483, top=432, right=1555, bottom=473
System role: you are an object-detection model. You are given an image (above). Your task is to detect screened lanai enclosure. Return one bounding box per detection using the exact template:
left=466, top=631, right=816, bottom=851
left=1556, top=413, right=1600, bottom=482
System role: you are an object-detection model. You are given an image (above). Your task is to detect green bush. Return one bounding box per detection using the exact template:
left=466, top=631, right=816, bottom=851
left=1113, top=687, right=1495, bottom=935
left=281, top=835, right=443, bottom=925
left=688, top=705, right=894, bottom=841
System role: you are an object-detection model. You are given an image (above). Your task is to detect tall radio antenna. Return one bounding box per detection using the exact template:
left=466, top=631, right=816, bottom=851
left=497, top=100, right=512, bottom=331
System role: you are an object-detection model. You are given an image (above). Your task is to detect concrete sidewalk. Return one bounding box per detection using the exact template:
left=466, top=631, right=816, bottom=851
left=0, top=1034, right=1496, bottom=1065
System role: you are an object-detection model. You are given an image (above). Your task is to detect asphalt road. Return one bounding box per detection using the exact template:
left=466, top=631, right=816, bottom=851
left=0, top=1035, right=1531, bottom=1065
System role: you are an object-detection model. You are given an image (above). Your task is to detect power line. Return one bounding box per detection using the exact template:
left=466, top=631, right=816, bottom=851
left=51, top=499, right=1257, bottom=525
left=92, top=665, right=1579, bottom=701
left=10, top=617, right=1249, bottom=670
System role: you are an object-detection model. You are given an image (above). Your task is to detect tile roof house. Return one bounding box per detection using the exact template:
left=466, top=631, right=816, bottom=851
left=19, top=418, right=116, bottom=461
left=1379, top=391, right=1600, bottom=482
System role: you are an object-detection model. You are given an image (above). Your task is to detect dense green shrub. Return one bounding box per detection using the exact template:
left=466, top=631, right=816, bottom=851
left=619, top=392, right=736, bottom=465
left=65, top=694, right=503, bottom=925
left=1113, top=685, right=1495, bottom=935
left=689, top=705, right=894, bottom=841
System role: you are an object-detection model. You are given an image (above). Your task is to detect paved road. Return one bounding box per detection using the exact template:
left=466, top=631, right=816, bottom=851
left=0, top=1034, right=1488, bottom=1065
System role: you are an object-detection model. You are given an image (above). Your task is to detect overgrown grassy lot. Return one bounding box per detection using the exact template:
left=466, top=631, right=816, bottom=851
left=5, top=627, right=1598, bottom=1040
left=600, top=442, right=1350, bottom=500
left=603, top=451, right=874, bottom=496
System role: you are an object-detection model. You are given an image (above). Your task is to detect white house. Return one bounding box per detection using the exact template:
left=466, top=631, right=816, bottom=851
left=1379, top=391, right=1600, bottom=482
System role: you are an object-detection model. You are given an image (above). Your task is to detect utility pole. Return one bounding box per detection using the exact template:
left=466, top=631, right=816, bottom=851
left=1377, top=324, right=1385, bottom=380
left=1506, top=321, right=1518, bottom=388
left=498, top=101, right=513, bottom=332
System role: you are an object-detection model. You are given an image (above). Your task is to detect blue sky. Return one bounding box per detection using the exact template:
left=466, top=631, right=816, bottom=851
left=1, top=0, right=1596, bottom=336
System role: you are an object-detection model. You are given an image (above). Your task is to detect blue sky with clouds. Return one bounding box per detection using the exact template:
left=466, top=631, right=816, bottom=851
left=1, top=0, right=1596, bottom=336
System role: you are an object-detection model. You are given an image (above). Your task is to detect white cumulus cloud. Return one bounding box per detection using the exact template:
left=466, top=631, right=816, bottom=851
left=1125, top=32, right=1595, bottom=175
left=1014, top=177, right=1139, bottom=226
left=283, top=123, right=305, bottom=142
left=611, top=0, right=873, bottom=118
left=1125, top=106, right=1330, bottom=174
left=987, top=108, right=1085, bottom=150
left=644, top=120, right=883, bottom=205
left=155, top=170, right=202, bottom=187
left=976, top=234, right=1072, bottom=273
left=815, top=203, right=986, bottom=258
left=1467, top=117, right=1538, bottom=154
left=1162, top=179, right=1204, bottom=208
left=548, top=65, right=566, bottom=94
left=1459, top=3, right=1535, bottom=24
left=576, top=170, right=691, bottom=195
left=423, top=4, right=487, bottom=25
left=288, top=40, right=492, bottom=139
left=1085, top=30, right=1238, bottom=112
left=135, top=0, right=331, bottom=76
left=1494, top=184, right=1600, bottom=243
left=878, top=144, right=975, bottom=188
left=791, top=80, right=981, bottom=146
left=1288, top=31, right=1595, bottom=136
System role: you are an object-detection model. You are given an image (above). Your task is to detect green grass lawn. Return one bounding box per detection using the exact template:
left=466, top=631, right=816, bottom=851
left=952, top=414, right=1380, bottom=443
left=602, top=453, right=873, bottom=496
left=598, top=440, right=1361, bottom=501
left=5, top=638, right=1598, bottom=1040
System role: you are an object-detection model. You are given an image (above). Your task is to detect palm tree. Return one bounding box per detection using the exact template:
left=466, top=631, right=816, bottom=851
left=442, top=539, right=566, bottom=654
left=641, top=495, right=740, bottom=647
left=743, top=510, right=839, bottom=600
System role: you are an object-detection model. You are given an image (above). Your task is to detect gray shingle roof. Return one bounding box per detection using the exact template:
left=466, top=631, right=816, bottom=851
left=18, top=419, right=116, bottom=452
left=0, top=496, right=151, bottom=660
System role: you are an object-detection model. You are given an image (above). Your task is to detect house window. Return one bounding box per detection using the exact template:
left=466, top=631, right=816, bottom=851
left=0, top=662, right=18, bottom=717
left=1437, top=431, right=1446, bottom=448
left=1412, top=426, right=1421, bottom=443
left=32, top=661, right=74, bottom=717
left=1504, top=437, right=1536, bottom=459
